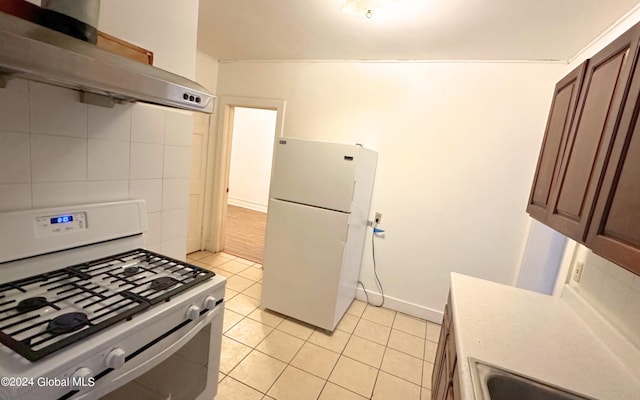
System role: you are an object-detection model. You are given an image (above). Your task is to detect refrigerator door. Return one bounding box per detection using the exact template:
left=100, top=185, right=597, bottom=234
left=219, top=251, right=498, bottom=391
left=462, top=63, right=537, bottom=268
left=261, top=199, right=349, bottom=330
left=269, top=138, right=359, bottom=212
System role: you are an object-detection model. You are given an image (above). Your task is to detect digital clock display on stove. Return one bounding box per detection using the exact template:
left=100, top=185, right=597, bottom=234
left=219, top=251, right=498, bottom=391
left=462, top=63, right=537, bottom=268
left=50, top=215, right=74, bottom=224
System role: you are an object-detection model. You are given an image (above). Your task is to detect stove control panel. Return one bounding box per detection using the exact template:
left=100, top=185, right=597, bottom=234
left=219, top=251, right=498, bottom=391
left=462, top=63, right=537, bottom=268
left=34, top=212, right=87, bottom=237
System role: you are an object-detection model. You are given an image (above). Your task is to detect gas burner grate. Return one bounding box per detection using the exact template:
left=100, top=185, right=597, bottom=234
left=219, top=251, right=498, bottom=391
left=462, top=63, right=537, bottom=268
left=0, top=249, right=214, bottom=362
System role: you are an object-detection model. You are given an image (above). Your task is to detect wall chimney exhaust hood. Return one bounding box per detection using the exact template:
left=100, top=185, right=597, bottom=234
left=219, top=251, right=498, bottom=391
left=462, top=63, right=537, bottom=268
left=0, top=12, right=214, bottom=113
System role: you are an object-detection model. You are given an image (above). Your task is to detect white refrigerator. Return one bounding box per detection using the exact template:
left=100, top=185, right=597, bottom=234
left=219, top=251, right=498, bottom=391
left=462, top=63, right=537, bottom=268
left=261, top=138, right=378, bottom=331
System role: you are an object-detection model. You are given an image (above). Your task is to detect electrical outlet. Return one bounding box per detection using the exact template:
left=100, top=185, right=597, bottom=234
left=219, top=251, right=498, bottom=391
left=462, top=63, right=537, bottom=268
left=375, top=212, right=382, bottom=224
left=573, top=262, right=584, bottom=283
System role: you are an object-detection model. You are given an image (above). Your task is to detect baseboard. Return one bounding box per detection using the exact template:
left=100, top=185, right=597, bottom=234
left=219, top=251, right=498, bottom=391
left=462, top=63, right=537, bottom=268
left=355, top=287, right=444, bottom=324
left=227, top=198, right=268, bottom=213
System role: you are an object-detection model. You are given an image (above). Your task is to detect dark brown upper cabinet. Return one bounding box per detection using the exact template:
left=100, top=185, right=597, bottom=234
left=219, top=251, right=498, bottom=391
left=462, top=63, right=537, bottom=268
left=544, top=25, right=640, bottom=241
left=528, top=22, right=640, bottom=275
left=527, top=63, right=587, bottom=222
left=586, top=52, right=640, bottom=275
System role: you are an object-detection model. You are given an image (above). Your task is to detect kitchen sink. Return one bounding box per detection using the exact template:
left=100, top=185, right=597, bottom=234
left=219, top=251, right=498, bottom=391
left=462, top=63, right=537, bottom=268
left=469, top=358, right=595, bottom=400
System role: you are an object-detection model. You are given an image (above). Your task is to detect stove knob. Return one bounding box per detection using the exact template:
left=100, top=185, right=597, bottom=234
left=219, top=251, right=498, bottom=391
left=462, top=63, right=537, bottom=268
left=71, top=367, right=93, bottom=389
left=105, top=348, right=126, bottom=369
left=202, top=296, right=217, bottom=309
left=186, top=305, right=201, bottom=320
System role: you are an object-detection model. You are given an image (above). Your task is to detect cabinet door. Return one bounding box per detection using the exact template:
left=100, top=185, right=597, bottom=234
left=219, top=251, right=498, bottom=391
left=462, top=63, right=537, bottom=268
left=432, top=305, right=449, bottom=400
left=452, top=362, right=461, bottom=400
left=547, top=27, right=640, bottom=241
left=434, top=354, right=449, bottom=400
left=527, top=63, right=587, bottom=222
left=587, top=63, right=640, bottom=274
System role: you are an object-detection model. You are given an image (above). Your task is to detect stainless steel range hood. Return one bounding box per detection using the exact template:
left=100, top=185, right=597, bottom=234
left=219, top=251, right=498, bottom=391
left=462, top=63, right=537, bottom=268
left=0, top=12, right=214, bottom=113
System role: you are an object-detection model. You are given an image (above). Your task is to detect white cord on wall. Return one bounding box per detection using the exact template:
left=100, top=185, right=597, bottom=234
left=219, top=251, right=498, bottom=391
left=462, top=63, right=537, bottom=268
left=358, top=223, right=385, bottom=307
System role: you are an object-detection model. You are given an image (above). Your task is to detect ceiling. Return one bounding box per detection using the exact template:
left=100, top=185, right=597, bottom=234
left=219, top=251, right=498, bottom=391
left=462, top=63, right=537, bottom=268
left=197, top=0, right=640, bottom=62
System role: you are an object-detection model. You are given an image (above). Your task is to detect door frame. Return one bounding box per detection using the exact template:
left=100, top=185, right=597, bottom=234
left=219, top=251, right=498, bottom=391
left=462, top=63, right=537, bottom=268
left=202, top=96, right=286, bottom=252
left=187, top=112, right=212, bottom=253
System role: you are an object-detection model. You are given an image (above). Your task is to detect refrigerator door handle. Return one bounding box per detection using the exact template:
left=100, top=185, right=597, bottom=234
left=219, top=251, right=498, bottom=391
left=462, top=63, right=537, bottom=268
left=351, top=180, right=356, bottom=204
left=344, top=221, right=350, bottom=243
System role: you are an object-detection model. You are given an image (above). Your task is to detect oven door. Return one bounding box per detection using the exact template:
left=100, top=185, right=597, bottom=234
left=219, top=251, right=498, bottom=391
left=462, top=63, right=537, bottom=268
left=74, top=303, right=223, bottom=400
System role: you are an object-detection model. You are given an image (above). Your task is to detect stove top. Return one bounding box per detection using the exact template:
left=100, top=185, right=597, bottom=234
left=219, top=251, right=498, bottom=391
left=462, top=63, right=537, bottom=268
left=0, top=249, right=214, bottom=362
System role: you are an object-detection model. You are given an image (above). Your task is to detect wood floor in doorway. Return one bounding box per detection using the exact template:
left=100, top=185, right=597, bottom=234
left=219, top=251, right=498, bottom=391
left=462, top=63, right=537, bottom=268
left=224, top=205, right=267, bottom=264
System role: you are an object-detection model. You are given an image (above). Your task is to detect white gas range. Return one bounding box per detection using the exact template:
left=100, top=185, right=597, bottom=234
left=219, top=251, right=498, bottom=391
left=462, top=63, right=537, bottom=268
left=0, top=200, right=226, bottom=400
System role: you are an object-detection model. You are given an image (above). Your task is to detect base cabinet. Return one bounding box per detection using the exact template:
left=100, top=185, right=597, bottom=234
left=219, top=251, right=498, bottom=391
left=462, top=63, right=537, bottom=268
left=432, top=296, right=460, bottom=400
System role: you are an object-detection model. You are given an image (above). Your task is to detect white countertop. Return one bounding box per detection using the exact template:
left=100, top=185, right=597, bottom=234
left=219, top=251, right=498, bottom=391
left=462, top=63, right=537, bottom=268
left=450, top=273, right=640, bottom=400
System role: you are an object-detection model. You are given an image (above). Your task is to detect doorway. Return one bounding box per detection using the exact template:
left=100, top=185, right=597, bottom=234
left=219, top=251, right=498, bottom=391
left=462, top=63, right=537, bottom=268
left=203, top=96, right=286, bottom=262
left=224, top=107, right=277, bottom=263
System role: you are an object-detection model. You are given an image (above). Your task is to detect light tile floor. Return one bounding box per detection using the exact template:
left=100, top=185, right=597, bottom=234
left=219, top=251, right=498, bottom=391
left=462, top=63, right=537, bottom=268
left=187, top=251, right=441, bottom=400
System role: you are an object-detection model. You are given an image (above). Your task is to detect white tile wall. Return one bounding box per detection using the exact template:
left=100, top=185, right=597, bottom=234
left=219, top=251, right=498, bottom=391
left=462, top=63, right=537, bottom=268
left=130, top=179, right=163, bottom=212
left=622, top=289, right=640, bottom=344
left=165, top=110, right=194, bottom=146
left=161, top=208, right=188, bottom=242
left=0, top=131, right=30, bottom=183
left=87, top=180, right=129, bottom=203
left=161, top=236, right=189, bottom=259
left=131, top=104, right=165, bottom=144
left=130, top=143, right=164, bottom=179
left=571, top=247, right=640, bottom=349
left=0, top=79, right=29, bottom=133
left=32, top=182, right=89, bottom=207
left=88, top=139, right=130, bottom=180
left=31, top=134, right=87, bottom=182
left=0, top=79, right=194, bottom=260
left=88, top=104, right=132, bottom=141
left=0, top=184, right=31, bottom=210
left=163, top=146, right=191, bottom=178
left=146, top=211, right=162, bottom=246
left=161, top=179, right=189, bottom=210
left=146, top=242, right=161, bottom=253
left=29, top=82, right=88, bottom=137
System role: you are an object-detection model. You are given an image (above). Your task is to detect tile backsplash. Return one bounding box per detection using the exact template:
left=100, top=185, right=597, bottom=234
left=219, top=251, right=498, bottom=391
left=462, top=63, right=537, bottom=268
left=571, top=246, right=640, bottom=349
left=0, top=78, right=193, bottom=260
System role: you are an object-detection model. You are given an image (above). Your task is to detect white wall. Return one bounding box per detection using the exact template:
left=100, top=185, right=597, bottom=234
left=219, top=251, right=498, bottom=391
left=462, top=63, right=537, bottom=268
left=194, top=51, right=219, bottom=140
left=516, top=220, right=567, bottom=294
left=196, top=51, right=220, bottom=93
left=228, top=108, right=277, bottom=212
left=23, top=1, right=199, bottom=79
left=99, top=0, right=199, bottom=79
left=216, top=61, right=566, bottom=320
left=0, top=2, right=199, bottom=260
